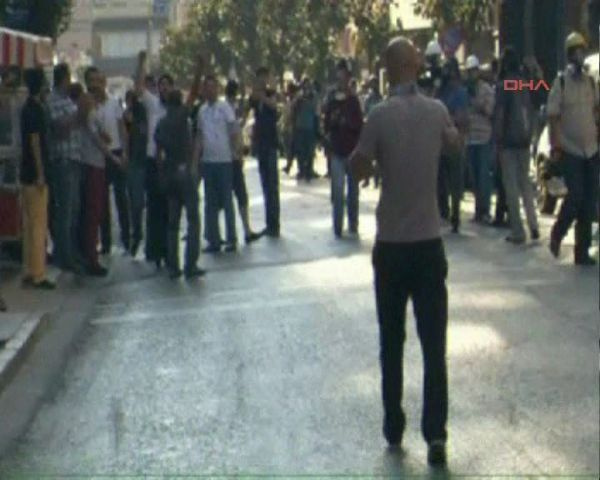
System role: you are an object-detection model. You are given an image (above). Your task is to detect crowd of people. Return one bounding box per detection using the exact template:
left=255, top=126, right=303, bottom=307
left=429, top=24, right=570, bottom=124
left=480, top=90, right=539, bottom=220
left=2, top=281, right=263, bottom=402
left=1, top=30, right=597, bottom=303
left=0, top=27, right=597, bottom=465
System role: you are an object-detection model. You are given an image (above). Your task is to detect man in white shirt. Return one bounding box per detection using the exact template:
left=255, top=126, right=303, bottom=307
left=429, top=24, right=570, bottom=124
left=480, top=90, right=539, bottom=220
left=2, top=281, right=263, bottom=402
left=195, top=75, right=240, bottom=253
left=97, top=73, right=130, bottom=254
left=134, top=51, right=171, bottom=268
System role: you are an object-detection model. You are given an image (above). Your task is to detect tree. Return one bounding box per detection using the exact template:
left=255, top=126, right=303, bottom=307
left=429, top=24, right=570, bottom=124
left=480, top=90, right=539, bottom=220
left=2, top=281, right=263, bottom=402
left=0, top=0, right=73, bottom=40
left=159, top=0, right=397, bottom=86
left=412, top=0, right=493, bottom=45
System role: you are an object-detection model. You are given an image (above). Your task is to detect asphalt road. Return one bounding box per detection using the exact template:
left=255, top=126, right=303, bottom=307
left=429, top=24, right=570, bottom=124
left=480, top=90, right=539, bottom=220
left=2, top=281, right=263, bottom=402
left=0, top=159, right=598, bottom=478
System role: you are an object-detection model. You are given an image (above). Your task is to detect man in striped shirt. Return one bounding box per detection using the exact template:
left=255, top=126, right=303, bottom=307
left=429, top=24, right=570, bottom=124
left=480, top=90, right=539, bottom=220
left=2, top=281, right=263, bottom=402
left=47, top=63, right=87, bottom=273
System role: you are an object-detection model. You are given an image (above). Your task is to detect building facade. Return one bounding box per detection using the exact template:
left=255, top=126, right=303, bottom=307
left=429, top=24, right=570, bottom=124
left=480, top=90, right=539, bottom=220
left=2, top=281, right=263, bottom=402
left=56, top=0, right=185, bottom=78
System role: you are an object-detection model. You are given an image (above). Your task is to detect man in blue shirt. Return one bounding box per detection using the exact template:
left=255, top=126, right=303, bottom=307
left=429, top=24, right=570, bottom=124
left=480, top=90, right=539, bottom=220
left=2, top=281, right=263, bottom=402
left=437, top=58, right=468, bottom=233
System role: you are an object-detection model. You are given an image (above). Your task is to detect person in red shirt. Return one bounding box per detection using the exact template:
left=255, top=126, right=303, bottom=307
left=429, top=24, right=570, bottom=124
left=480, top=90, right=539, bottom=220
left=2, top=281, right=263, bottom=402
left=323, top=59, right=363, bottom=238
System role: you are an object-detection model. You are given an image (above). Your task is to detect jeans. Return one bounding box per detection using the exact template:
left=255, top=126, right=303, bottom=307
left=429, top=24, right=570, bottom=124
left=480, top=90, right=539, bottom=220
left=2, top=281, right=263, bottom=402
left=101, top=151, right=131, bottom=251
left=203, top=162, right=237, bottom=247
left=145, top=158, right=168, bottom=262
left=53, top=159, right=84, bottom=269
left=331, top=154, right=359, bottom=234
left=167, top=173, right=200, bottom=272
left=373, top=238, right=449, bottom=444
left=257, top=145, right=280, bottom=233
left=22, top=185, right=49, bottom=282
left=500, top=148, right=539, bottom=240
left=438, top=153, right=464, bottom=229
left=467, top=143, right=493, bottom=219
left=83, top=166, right=107, bottom=268
left=551, top=153, right=600, bottom=259
left=128, top=165, right=146, bottom=247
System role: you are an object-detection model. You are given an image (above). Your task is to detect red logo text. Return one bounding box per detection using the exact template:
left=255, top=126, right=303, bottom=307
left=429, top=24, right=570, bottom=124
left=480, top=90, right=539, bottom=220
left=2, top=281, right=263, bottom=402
left=503, top=79, right=551, bottom=91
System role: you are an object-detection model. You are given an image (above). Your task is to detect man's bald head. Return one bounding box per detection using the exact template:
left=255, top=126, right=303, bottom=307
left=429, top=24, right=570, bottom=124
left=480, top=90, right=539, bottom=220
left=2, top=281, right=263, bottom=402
left=385, top=36, right=422, bottom=85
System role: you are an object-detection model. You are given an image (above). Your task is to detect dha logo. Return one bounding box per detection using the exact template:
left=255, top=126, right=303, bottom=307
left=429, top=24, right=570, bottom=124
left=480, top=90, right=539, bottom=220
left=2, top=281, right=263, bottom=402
left=503, top=79, right=551, bottom=91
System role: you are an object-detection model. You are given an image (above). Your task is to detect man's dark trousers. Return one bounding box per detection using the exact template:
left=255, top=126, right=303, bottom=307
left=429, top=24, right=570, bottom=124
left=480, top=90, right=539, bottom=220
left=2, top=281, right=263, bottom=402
left=145, top=158, right=168, bottom=263
left=373, top=238, right=449, bottom=444
left=167, top=173, right=200, bottom=273
left=551, top=152, right=600, bottom=260
left=101, top=150, right=130, bottom=252
left=257, top=144, right=280, bottom=234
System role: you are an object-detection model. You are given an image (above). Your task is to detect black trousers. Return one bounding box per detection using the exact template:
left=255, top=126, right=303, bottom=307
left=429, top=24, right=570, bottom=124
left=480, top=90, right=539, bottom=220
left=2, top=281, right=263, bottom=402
left=494, top=159, right=508, bottom=223
left=145, top=158, right=168, bottom=263
left=438, top=154, right=463, bottom=229
left=552, top=152, right=600, bottom=259
left=373, top=238, right=449, bottom=444
left=257, top=145, right=280, bottom=233
left=101, top=150, right=131, bottom=251
left=167, top=173, right=200, bottom=273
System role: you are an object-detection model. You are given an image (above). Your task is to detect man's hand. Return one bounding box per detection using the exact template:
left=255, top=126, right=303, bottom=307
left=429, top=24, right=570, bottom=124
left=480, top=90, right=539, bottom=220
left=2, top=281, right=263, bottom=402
left=36, top=175, right=46, bottom=188
left=349, top=150, right=374, bottom=182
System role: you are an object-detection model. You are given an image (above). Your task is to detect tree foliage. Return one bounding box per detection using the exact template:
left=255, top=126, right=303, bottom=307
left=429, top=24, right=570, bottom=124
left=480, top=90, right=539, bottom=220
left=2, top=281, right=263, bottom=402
left=160, top=0, right=398, bottom=86
left=0, top=0, right=73, bottom=39
left=412, top=0, right=493, bottom=38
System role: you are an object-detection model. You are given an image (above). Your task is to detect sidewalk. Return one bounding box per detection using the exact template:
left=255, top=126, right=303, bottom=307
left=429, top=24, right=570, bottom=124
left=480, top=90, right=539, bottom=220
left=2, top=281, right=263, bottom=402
left=0, top=259, right=62, bottom=393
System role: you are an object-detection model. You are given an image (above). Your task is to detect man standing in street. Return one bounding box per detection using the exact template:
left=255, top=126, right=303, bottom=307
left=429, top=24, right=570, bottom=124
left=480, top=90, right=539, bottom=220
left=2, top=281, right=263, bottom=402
left=196, top=75, right=239, bottom=253
left=225, top=79, right=262, bottom=245
left=97, top=73, right=130, bottom=254
left=548, top=32, right=599, bottom=266
left=250, top=67, right=280, bottom=238
left=494, top=47, right=540, bottom=245
left=324, top=59, right=363, bottom=238
left=47, top=63, right=86, bottom=274
left=437, top=57, right=469, bottom=234
left=155, top=90, right=205, bottom=279
left=465, top=55, right=495, bottom=224
left=81, top=67, right=120, bottom=276
left=350, top=37, right=460, bottom=466
left=135, top=51, right=170, bottom=269
left=20, top=68, right=55, bottom=289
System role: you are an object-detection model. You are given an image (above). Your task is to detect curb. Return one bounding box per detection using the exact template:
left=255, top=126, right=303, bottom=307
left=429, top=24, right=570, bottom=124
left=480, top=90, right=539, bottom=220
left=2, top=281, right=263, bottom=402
left=0, top=312, right=51, bottom=396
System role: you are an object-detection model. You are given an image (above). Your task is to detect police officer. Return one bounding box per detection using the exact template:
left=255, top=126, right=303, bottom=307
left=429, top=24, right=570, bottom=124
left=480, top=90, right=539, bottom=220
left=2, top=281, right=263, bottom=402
left=547, top=32, right=600, bottom=266
left=418, top=39, right=444, bottom=97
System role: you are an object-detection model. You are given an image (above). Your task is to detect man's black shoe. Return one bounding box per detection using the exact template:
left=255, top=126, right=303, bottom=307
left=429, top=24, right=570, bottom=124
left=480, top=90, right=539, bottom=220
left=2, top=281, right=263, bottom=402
left=32, top=279, right=56, bottom=290
left=427, top=440, right=447, bottom=466
left=575, top=256, right=597, bottom=266
left=506, top=236, right=525, bottom=245
left=88, top=265, right=108, bottom=277
left=491, top=218, right=509, bottom=228
left=203, top=245, right=221, bottom=254
left=169, top=269, right=183, bottom=279
left=245, top=231, right=263, bottom=244
left=185, top=267, right=206, bottom=279
left=264, top=229, right=280, bottom=238
left=224, top=243, right=237, bottom=253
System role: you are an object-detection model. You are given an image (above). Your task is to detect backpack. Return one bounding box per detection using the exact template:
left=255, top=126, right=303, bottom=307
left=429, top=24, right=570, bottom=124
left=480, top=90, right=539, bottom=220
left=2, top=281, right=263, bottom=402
left=502, top=78, right=533, bottom=148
